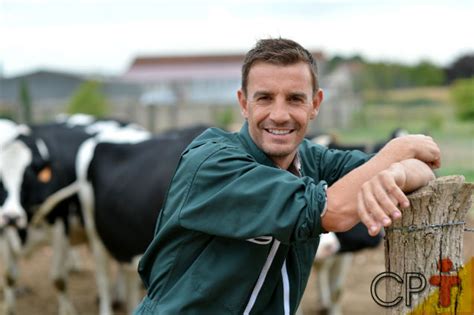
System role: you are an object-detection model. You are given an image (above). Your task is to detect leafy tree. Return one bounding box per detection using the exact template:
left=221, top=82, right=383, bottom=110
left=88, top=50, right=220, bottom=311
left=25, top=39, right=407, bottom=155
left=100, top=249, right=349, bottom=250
left=19, top=79, right=33, bottom=123
left=326, top=54, right=366, bottom=73
left=445, top=54, right=474, bottom=84
left=411, top=61, right=445, bottom=86
left=347, top=54, right=365, bottom=63
left=356, top=61, right=444, bottom=90
left=326, top=55, right=345, bottom=73
left=328, top=54, right=445, bottom=91
left=215, top=107, right=235, bottom=129
left=67, top=80, right=109, bottom=117
left=450, top=78, right=474, bottom=121
left=361, top=63, right=403, bottom=90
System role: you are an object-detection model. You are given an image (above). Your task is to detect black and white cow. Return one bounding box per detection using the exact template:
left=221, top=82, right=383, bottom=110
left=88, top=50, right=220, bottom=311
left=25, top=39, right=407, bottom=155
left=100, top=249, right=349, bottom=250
left=0, top=116, right=147, bottom=315
left=0, top=122, right=96, bottom=315
left=0, top=119, right=27, bottom=315
left=0, top=114, right=146, bottom=231
left=1, top=124, right=90, bottom=226
left=71, top=124, right=209, bottom=314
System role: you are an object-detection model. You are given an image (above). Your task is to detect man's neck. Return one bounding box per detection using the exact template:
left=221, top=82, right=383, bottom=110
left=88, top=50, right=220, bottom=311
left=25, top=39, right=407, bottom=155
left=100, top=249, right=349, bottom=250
left=272, top=152, right=299, bottom=173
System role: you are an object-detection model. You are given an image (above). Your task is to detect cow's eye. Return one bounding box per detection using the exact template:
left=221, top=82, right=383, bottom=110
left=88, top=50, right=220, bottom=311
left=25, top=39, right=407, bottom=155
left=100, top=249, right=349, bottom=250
left=37, top=166, right=52, bottom=183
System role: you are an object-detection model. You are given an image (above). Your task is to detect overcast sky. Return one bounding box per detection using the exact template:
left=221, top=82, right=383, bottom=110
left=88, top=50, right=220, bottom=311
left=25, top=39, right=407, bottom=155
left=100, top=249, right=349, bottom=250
left=1, top=0, right=473, bottom=77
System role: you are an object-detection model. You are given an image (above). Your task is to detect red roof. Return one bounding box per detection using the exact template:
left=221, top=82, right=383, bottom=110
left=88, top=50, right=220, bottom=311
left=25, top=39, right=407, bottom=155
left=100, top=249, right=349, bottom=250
left=131, top=54, right=245, bottom=66
left=122, top=52, right=325, bottom=83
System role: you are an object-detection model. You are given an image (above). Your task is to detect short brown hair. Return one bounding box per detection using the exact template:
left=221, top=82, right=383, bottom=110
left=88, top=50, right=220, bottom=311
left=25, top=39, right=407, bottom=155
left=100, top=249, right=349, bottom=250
left=241, top=38, right=319, bottom=96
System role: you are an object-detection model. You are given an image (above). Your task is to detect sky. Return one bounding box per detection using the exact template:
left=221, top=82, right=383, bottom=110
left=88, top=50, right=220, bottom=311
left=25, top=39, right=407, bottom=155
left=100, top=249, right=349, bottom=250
left=1, top=0, right=473, bottom=78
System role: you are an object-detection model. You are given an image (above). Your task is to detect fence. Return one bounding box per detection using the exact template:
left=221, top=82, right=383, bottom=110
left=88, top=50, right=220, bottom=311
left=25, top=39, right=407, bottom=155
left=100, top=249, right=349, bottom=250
left=382, top=175, right=473, bottom=314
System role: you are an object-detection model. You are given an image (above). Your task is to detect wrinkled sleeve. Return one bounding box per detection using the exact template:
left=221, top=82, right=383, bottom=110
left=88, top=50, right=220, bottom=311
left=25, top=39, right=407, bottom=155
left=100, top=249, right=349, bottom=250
left=318, top=148, right=373, bottom=186
left=177, top=145, right=327, bottom=244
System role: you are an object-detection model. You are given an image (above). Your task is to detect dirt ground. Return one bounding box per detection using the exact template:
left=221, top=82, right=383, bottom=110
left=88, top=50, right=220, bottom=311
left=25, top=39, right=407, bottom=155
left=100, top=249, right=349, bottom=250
left=1, top=213, right=473, bottom=315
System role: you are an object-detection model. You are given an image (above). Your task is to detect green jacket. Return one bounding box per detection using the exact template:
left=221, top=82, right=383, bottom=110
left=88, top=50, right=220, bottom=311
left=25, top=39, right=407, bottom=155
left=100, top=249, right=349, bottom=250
left=135, top=123, right=370, bottom=315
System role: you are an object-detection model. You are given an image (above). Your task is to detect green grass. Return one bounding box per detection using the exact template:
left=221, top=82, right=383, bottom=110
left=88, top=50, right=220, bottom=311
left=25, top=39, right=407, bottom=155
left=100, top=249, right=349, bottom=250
left=437, top=168, right=474, bottom=182
left=328, top=87, right=474, bottom=182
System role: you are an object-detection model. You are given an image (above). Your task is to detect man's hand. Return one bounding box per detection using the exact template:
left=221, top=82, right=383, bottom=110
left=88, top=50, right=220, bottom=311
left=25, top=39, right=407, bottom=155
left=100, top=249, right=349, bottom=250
left=381, top=135, right=441, bottom=169
left=357, top=159, right=435, bottom=236
left=323, top=135, right=441, bottom=234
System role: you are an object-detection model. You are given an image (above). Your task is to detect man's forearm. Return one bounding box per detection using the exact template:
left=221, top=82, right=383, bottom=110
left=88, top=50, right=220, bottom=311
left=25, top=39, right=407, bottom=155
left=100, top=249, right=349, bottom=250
left=322, top=151, right=411, bottom=232
left=378, top=135, right=441, bottom=167
left=321, top=135, right=440, bottom=233
left=396, top=159, right=435, bottom=192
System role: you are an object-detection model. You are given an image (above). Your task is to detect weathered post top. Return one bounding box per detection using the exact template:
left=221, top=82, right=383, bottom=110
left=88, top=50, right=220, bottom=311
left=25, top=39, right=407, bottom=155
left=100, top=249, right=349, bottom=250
left=382, top=175, right=473, bottom=315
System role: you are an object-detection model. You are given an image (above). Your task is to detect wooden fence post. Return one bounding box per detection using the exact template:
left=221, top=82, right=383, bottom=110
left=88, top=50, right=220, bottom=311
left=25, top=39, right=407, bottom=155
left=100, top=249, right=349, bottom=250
left=383, top=175, right=473, bottom=314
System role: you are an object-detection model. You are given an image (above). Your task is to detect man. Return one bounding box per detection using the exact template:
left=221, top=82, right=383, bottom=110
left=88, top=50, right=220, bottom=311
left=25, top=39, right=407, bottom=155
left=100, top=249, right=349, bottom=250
left=135, top=38, right=440, bottom=314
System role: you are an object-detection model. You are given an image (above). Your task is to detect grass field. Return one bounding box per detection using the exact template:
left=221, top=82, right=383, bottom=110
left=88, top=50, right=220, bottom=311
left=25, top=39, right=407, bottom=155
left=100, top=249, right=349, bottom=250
left=324, top=87, right=474, bottom=182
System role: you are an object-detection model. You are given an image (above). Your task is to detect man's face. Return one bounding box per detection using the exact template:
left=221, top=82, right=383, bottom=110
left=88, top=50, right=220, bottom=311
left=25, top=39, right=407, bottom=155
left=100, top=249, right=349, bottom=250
left=238, top=61, right=323, bottom=169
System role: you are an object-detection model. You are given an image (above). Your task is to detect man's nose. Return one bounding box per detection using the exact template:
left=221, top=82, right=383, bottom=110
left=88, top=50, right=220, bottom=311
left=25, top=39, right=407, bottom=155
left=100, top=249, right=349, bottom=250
left=269, top=100, right=290, bottom=123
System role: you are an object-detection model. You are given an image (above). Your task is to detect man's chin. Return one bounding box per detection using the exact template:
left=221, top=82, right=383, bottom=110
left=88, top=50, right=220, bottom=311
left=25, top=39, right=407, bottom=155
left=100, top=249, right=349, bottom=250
left=262, top=146, right=294, bottom=159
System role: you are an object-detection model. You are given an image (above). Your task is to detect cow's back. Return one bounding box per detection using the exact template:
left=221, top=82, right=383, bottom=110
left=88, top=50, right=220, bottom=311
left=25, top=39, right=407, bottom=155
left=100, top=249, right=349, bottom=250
left=89, top=134, right=198, bottom=262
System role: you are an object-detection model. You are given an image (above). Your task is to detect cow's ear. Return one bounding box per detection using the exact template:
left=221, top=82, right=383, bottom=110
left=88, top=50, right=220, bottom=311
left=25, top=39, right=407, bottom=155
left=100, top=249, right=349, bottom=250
left=37, top=166, right=52, bottom=183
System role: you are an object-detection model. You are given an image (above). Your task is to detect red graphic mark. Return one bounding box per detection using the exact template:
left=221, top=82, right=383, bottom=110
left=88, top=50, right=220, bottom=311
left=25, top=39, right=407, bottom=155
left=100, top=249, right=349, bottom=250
left=429, top=258, right=461, bottom=307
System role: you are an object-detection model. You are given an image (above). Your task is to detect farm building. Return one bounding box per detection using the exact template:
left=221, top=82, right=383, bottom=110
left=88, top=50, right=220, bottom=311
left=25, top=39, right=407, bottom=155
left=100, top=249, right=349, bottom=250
left=0, top=52, right=362, bottom=131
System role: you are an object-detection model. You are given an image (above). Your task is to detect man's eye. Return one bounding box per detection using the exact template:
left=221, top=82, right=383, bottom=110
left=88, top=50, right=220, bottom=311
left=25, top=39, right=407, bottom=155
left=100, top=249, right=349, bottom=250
left=290, top=97, right=304, bottom=103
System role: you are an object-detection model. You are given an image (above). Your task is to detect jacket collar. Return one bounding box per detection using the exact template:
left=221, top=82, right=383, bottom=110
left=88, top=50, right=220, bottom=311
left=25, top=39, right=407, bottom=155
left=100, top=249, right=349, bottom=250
left=238, top=121, right=277, bottom=168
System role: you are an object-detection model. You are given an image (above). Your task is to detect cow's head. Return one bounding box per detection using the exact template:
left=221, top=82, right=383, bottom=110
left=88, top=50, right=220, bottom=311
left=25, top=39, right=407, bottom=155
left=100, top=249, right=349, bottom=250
left=0, top=134, right=56, bottom=228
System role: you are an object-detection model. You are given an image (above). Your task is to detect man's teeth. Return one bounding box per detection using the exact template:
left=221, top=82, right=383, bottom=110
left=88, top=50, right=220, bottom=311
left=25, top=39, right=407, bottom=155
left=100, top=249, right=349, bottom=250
left=268, top=129, right=291, bottom=135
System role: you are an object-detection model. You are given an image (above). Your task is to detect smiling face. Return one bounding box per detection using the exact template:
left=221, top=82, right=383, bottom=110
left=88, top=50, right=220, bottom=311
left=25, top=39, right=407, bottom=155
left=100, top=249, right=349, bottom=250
left=238, top=61, right=323, bottom=169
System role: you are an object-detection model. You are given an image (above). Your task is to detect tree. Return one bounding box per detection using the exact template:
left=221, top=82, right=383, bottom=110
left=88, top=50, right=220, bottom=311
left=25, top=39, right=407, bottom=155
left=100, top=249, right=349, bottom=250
left=326, top=55, right=345, bottom=73
left=450, top=78, right=474, bottom=121
left=328, top=55, right=445, bottom=91
left=67, top=80, right=109, bottom=117
left=411, top=60, right=445, bottom=86
left=19, top=79, right=33, bottom=123
left=445, top=54, right=474, bottom=84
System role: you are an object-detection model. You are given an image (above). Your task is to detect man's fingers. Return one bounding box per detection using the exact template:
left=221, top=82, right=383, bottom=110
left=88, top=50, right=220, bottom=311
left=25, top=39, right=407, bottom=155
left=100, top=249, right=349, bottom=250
left=371, top=184, right=396, bottom=224
left=359, top=174, right=408, bottom=233
left=362, top=184, right=394, bottom=228
left=388, top=195, right=402, bottom=219
left=428, top=158, right=441, bottom=169
left=414, top=136, right=441, bottom=165
left=357, top=193, right=380, bottom=236
left=386, top=184, right=409, bottom=210
left=372, top=173, right=408, bottom=217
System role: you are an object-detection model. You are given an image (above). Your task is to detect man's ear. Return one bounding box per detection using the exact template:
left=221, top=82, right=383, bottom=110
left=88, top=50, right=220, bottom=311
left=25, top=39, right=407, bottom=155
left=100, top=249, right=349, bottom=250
left=237, top=89, right=249, bottom=119
left=310, top=88, right=324, bottom=119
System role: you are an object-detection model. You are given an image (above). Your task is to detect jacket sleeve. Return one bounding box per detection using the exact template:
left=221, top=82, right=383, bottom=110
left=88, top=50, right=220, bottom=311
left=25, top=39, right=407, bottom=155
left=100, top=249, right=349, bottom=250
left=318, top=148, right=373, bottom=186
left=176, top=145, right=327, bottom=244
